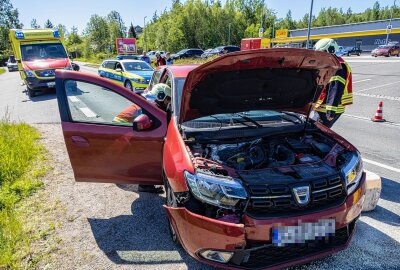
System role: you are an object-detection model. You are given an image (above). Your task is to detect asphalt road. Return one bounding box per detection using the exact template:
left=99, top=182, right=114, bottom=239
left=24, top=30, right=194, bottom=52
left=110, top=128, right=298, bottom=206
left=0, top=56, right=399, bottom=269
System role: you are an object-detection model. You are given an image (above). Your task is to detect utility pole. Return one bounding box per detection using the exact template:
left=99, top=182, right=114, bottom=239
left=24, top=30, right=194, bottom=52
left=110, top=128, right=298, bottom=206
left=386, top=0, right=397, bottom=45
left=228, top=23, right=231, bottom=45
left=144, top=16, right=147, bottom=52
left=306, top=0, right=314, bottom=49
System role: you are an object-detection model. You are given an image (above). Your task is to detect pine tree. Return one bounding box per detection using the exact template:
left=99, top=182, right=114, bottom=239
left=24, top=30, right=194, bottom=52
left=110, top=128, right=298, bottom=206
left=128, top=23, right=137, bottom=38
left=44, top=19, right=53, bottom=28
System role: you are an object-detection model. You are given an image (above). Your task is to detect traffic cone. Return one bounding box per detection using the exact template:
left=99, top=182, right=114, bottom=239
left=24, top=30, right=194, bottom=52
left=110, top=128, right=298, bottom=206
left=371, top=101, right=385, bottom=122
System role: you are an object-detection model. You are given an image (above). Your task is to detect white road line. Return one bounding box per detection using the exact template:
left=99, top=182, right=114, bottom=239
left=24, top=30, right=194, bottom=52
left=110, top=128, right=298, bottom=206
left=353, top=79, right=371, bottom=84
left=357, top=80, right=400, bottom=93
left=342, top=114, right=400, bottom=127
left=354, top=92, right=400, bottom=102
left=68, top=96, right=80, bottom=103
left=79, top=107, right=97, bottom=118
left=363, top=158, right=400, bottom=173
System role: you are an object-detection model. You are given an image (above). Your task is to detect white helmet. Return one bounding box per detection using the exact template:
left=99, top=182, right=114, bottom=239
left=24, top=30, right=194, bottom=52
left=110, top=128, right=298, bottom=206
left=314, top=38, right=339, bottom=54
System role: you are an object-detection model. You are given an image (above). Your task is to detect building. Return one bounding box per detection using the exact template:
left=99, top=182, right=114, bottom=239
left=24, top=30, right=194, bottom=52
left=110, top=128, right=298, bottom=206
left=273, top=18, right=400, bottom=51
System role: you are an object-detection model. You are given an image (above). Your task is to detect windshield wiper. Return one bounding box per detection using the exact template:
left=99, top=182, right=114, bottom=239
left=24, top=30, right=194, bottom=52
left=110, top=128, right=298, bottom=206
left=235, top=113, right=263, bottom=128
left=280, top=112, right=304, bottom=124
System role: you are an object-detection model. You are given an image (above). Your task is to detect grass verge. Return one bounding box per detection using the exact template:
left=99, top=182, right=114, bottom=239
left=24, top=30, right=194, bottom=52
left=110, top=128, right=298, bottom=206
left=0, top=68, right=5, bottom=75
left=0, top=119, right=52, bottom=268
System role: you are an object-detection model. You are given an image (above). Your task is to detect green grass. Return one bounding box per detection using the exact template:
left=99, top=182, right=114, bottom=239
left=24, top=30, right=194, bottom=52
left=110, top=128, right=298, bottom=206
left=174, top=56, right=218, bottom=65
left=0, top=118, right=49, bottom=268
left=0, top=68, right=6, bottom=75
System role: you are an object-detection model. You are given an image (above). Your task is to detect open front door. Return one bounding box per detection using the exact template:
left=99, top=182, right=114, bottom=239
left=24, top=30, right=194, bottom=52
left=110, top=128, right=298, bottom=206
left=55, top=70, right=167, bottom=184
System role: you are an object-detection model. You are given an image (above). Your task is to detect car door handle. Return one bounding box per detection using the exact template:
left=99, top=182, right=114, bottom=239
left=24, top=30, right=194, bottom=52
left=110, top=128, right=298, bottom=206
left=71, top=136, right=89, bottom=147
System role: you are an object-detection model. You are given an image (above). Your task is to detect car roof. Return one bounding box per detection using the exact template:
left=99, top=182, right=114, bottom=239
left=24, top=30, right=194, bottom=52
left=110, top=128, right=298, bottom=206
left=157, top=64, right=199, bottom=78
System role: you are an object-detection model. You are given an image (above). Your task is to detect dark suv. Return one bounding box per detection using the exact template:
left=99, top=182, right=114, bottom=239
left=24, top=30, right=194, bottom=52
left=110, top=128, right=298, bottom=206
left=343, top=47, right=362, bottom=56
left=171, top=48, right=204, bottom=59
left=202, top=45, right=241, bottom=58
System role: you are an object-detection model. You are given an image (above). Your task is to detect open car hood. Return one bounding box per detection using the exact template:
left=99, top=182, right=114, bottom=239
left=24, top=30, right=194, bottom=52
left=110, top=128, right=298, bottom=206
left=179, top=48, right=341, bottom=123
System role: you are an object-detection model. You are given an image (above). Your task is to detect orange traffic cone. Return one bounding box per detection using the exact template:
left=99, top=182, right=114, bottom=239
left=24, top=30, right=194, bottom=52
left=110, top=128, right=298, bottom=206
left=371, top=101, right=386, bottom=122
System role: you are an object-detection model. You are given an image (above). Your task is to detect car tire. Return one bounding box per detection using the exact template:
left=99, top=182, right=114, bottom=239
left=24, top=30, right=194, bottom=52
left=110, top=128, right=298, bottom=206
left=347, top=53, right=350, bottom=56
left=124, top=80, right=133, bottom=91
left=358, top=53, right=361, bottom=56
left=163, top=172, right=181, bottom=246
left=28, top=87, right=36, bottom=98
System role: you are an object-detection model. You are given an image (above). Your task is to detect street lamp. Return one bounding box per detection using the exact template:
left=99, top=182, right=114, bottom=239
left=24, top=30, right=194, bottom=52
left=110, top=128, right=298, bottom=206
left=306, top=0, right=314, bottom=49
left=386, top=0, right=397, bottom=45
left=144, top=16, right=147, bottom=52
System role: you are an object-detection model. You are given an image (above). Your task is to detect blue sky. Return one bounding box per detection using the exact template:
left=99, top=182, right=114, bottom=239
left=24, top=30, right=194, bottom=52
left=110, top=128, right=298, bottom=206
left=11, top=0, right=398, bottom=33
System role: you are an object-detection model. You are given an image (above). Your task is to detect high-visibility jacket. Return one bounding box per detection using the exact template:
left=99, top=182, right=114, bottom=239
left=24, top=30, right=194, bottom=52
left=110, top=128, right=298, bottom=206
left=113, top=104, right=142, bottom=123
left=315, top=56, right=353, bottom=114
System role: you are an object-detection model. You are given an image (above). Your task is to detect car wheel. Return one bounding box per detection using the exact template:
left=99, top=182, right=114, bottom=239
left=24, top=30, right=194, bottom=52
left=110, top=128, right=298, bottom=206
left=164, top=173, right=181, bottom=246
left=124, top=80, right=133, bottom=91
left=358, top=53, right=361, bottom=56
left=347, top=53, right=350, bottom=56
left=28, top=87, right=36, bottom=98
left=397, top=53, right=400, bottom=57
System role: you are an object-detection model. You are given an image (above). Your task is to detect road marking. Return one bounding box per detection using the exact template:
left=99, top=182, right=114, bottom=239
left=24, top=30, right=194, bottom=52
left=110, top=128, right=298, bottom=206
left=354, top=92, right=400, bottom=102
left=357, top=80, right=400, bottom=93
left=68, top=96, right=80, bottom=102
left=353, top=79, right=371, bottom=84
left=79, top=107, right=97, bottom=118
left=363, top=158, right=400, bottom=173
left=342, top=114, right=400, bottom=127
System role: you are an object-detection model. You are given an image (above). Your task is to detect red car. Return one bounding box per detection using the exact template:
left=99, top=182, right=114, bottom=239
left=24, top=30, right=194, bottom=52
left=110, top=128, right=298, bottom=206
left=371, top=42, right=400, bottom=57
left=55, top=49, right=365, bottom=269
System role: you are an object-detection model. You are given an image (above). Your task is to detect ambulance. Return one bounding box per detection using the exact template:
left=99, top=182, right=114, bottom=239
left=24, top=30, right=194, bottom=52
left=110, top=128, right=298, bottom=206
left=9, top=28, right=73, bottom=97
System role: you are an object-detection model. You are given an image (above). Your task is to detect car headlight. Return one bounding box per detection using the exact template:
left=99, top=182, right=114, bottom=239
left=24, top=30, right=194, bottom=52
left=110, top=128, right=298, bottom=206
left=25, top=70, right=36, bottom=78
left=342, top=153, right=363, bottom=194
left=131, top=78, right=145, bottom=83
left=184, top=171, right=247, bottom=209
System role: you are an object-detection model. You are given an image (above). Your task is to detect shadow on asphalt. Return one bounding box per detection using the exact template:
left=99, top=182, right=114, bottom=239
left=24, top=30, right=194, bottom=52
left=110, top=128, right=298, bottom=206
left=23, top=88, right=57, bottom=102
left=379, top=177, right=400, bottom=204
left=88, top=185, right=214, bottom=269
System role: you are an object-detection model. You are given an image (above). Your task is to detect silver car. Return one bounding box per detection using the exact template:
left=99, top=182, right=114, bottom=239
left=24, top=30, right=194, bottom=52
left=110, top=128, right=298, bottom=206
left=6, top=56, right=18, bottom=72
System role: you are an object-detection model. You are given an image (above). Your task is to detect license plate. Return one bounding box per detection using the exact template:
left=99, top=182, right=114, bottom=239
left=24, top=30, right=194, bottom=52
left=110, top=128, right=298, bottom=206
left=47, top=82, right=56, bottom=87
left=272, top=219, right=335, bottom=247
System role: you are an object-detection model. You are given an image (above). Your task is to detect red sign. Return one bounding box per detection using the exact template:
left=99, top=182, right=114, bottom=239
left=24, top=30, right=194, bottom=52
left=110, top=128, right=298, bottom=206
left=116, top=38, right=137, bottom=54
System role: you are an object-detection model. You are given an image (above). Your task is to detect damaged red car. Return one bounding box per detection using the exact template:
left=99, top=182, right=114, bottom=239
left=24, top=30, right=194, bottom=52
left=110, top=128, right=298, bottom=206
left=55, top=48, right=365, bottom=269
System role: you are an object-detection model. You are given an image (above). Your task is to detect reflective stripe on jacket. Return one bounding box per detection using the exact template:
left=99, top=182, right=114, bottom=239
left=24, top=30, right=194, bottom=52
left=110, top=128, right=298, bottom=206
left=315, top=56, right=352, bottom=114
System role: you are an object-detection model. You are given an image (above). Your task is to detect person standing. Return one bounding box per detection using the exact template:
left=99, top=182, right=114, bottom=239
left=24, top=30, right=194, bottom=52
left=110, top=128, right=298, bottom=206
left=165, top=52, right=174, bottom=65
left=140, top=51, right=150, bottom=64
left=155, top=51, right=166, bottom=67
left=314, top=38, right=353, bottom=128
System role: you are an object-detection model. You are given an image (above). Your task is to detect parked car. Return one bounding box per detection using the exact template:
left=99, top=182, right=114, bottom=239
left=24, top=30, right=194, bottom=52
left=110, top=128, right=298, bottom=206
left=98, top=59, right=154, bottom=93
left=55, top=49, right=365, bottom=270
left=116, top=54, right=140, bottom=60
left=6, top=55, right=18, bottom=71
left=371, top=42, right=400, bottom=57
left=343, top=46, right=362, bottom=56
left=200, top=48, right=213, bottom=58
left=202, top=45, right=241, bottom=58
left=145, top=50, right=165, bottom=60
left=171, top=48, right=204, bottom=60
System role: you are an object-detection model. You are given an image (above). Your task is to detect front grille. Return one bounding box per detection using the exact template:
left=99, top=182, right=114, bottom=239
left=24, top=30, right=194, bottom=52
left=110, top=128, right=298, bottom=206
left=246, top=174, right=346, bottom=217
left=35, top=69, right=55, bottom=77
left=238, top=223, right=354, bottom=269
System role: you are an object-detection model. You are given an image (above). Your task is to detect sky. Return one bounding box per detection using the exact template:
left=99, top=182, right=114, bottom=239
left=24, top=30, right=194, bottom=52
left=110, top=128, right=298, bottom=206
left=11, top=0, right=398, bottom=34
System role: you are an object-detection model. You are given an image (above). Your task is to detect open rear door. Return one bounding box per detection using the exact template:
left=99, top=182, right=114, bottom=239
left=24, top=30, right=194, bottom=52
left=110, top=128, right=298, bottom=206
left=55, top=70, right=167, bottom=184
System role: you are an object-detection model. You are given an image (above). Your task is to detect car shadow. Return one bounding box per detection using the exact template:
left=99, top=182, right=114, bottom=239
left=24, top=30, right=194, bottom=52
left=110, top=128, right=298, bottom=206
left=23, top=88, right=57, bottom=102
left=88, top=186, right=215, bottom=269
left=380, top=177, right=400, bottom=204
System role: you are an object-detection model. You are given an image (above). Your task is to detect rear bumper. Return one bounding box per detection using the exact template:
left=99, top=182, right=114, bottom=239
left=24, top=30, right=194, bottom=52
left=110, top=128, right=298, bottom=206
left=165, top=173, right=366, bottom=269
left=25, top=77, right=55, bottom=90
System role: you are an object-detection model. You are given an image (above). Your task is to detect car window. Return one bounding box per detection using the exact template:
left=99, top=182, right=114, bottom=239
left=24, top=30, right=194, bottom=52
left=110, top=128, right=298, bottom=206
left=148, top=70, right=163, bottom=90
left=105, top=61, right=116, bottom=69
left=193, top=50, right=203, bottom=55
left=123, top=61, right=153, bottom=71
left=64, top=80, right=142, bottom=126
left=115, top=62, right=123, bottom=70
left=20, top=42, right=67, bottom=61
left=161, top=72, right=172, bottom=88
left=227, top=47, right=240, bottom=52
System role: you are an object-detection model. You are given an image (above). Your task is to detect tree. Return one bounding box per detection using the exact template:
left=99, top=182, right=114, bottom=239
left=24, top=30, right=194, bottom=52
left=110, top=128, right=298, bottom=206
left=56, top=23, right=68, bottom=37
left=30, top=18, right=40, bottom=28
left=85, top=14, right=110, bottom=52
left=0, top=0, right=22, bottom=53
left=128, top=23, right=137, bottom=38
left=44, top=19, right=53, bottom=28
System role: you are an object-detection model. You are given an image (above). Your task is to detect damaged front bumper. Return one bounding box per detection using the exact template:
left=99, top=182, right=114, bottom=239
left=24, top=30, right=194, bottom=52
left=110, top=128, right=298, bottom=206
left=164, top=173, right=365, bottom=269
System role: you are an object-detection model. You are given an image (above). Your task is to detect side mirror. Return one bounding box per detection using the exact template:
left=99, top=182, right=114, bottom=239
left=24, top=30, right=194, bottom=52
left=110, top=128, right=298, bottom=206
left=133, top=114, right=153, bottom=131
left=69, top=54, right=73, bottom=59
left=116, top=68, right=122, bottom=72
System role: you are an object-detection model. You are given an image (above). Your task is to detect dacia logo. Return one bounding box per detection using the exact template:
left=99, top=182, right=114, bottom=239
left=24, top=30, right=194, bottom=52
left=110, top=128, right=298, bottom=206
left=292, top=186, right=310, bottom=206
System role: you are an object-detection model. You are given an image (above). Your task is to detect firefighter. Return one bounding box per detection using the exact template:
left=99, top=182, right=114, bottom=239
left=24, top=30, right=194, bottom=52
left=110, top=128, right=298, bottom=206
left=113, top=104, right=142, bottom=124
left=138, top=83, right=172, bottom=194
left=314, top=38, right=353, bottom=128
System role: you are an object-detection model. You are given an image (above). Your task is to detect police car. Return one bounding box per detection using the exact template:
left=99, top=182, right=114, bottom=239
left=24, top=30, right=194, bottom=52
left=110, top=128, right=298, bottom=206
left=98, top=59, right=154, bottom=93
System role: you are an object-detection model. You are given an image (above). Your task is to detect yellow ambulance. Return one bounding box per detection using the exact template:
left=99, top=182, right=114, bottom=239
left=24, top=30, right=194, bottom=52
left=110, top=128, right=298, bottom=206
left=9, top=28, right=73, bottom=97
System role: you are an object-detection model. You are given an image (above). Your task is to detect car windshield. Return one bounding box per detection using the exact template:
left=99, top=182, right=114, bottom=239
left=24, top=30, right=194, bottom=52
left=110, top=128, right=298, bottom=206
left=345, top=47, right=353, bottom=50
left=118, top=55, right=138, bottom=59
left=8, top=56, right=16, bottom=63
left=378, top=45, right=390, bottom=49
left=21, top=42, right=67, bottom=61
left=174, top=78, right=186, bottom=115
left=123, top=61, right=153, bottom=71
left=182, top=110, right=303, bottom=128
